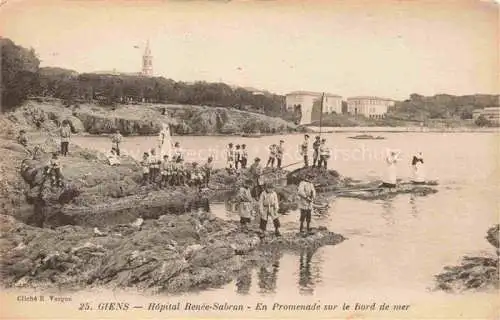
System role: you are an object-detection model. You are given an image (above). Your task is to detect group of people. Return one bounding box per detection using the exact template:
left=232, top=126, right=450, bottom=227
left=235, top=172, right=318, bottom=238
left=383, top=150, right=426, bottom=187
left=265, top=140, right=285, bottom=169
left=299, top=134, right=331, bottom=169
left=225, top=143, right=249, bottom=172
left=224, top=139, right=287, bottom=176
left=139, top=143, right=213, bottom=190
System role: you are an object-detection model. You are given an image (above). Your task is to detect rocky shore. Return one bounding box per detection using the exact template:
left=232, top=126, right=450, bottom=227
left=0, top=110, right=442, bottom=293
left=435, top=225, right=499, bottom=293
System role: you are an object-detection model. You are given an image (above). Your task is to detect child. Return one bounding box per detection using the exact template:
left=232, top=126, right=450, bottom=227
left=149, top=149, right=160, bottom=184
left=59, top=121, right=71, bottom=156
left=111, top=129, right=123, bottom=156
left=276, top=140, right=284, bottom=169
left=318, top=138, right=331, bottom=169
left=234, top=145, right=241, bottom=170
left=240, top=144, right=248, bottom=169
left=172, top=142, right=184, bottom=163
left=299, top=134, right=310, bottom=167
left=107, top=148, right=120, bottom=166
left=266, top=144, right=277, bottom=168
left=226, top=143, right=235, bottom=173
left=141, top=152, right=150, bottom=185
left=237, top=179, right=254, bottom=232
left=160, top=155, right=170, bottom=188
left=258, top=183, right=281, bottom=238
left=202, top=156, right=214, bottom=188
left=46, top=153, right=62, bottom=187
left=190, top=162, right=203, bottom=190
left=312, top=136, right=321, bottom=167
left=297, top=173, right=316, bottom=234
left=17, top=130, right=28, bottom=147
left=249, top=157, right=263, bottom=199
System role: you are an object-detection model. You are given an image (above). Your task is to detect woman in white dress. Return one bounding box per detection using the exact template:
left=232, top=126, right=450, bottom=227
left=381, top=150, right=399, bottom=188
left=411, top=152, right=425, bottom=184
left=158, top=123, right=173, bottom=159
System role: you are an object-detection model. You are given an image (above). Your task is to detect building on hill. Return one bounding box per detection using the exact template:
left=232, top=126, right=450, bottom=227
left=285, top=91, right=343, bottom=125
left=473, top=107, right=500, bottom=124
left=142, top=40, right=153, bottom=77
left=346, top=96, right=394, bottom=119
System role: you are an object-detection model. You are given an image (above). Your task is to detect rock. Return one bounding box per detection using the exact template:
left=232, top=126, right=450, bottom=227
left=435, top=226, right=499, bottom=293
left=286, top=167, right=341, bottom=187
left=183, top=244, right=204, bottom=259
left=93, top=228, right=106, bottom=237
left=66, top=116, right=85, bottom=133
left=130, top=218, right=144, bottom=228
left=486, top=225, right=499, bottom=249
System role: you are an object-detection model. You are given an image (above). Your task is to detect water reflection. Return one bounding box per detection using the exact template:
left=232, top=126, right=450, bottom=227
left=298, top=249, right=314, bottom=295
left=257, top=253, right=280, bottom=294
left=381, top=198, right=395, bottom=225
left=409, top=194, right=419, bottom=218
left=235, top=267, right=252, bottom=295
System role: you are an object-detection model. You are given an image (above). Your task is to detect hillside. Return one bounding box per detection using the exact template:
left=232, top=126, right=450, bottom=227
left=7, top=98, right=303, bottom=136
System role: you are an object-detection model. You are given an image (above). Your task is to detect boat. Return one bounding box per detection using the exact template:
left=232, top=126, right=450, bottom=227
left=347, top=134, right=386, bottom=140
left=315, top=180, right=439, bottom=200
left=240, top=132, right=263, bottom=138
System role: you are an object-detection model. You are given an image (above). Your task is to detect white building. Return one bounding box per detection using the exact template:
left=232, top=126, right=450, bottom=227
left=346, top=96, right=394, bottom=118
left=285, top=91, right=343, bottom=125
left=473, top=107, right=500, bottom=124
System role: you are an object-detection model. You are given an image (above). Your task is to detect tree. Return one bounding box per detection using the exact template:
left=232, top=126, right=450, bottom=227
left=1, top=37, right=40, bottom=111
left=475, top=115, right=491, bottom=127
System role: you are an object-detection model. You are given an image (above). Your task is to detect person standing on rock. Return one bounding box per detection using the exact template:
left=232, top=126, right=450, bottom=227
left=276, top=140, right=285, bottom=169
left=190, top=162, right=203, bottom=190
left=237, top=179, right=254, bottom=232
left=266, top=144, right=277, bottom=168
left=111, top=129, right=123, bottom=156
left=46, top=152, right=63, bottom=187
left=149, top=148, right=161, bottom=184
left=59, top=121, right=71, bottom=156
left=158, top=123, right=172, bottom=159
left=202, top=156, right=214, bottom=188
left=226, top=143, right=235, bottom=174
left=411, top=152, right=425, bottom=184
left=160, top=155, right=171, bottom=188
left=172, top=142, right=184, bottom=163
left=258, top=182, right=281, bottom=238
left=141, top=152, right=150, bottom=185
left=240, top=144, right=248, bottom=169
left=249, top=157, right=263, bottom=198
left=17, top=129, right=28, bottom=147
left=312, top=136, right=321, bottom=167
left=381, top=150, right=400, bottom=188
left=297, top=173, right=316, bottom=234
left=299, top=134, right=310, bottom=167
left=234, top=145, right=241, bottom=170
left=318, top=138, right=331, bottom=169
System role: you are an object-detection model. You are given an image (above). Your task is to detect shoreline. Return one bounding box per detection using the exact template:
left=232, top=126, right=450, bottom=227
left=306, top=126, right=500, bottom=133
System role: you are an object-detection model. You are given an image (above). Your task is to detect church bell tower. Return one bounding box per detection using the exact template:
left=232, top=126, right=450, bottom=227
left=142, top=40, right=153, bottom=76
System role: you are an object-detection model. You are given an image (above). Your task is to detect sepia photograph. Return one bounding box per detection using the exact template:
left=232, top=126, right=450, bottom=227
left=0, top=0, right=499, bottom=319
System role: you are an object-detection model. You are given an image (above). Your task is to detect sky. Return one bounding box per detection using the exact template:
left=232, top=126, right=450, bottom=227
left=1, top=0, right=499, bottom=100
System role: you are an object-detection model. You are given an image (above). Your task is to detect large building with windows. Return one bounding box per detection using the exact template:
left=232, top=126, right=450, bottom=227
left=285, top=91, right=342, bottom=125
left=346, top=96, right=394, bottom=118
left=472, top=107, right=500, bottom=124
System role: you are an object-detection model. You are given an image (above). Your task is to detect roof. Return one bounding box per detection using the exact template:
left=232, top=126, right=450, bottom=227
left=286, top=91, right=342, bottom=98
left=347, top=96, right=393, bottom=101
